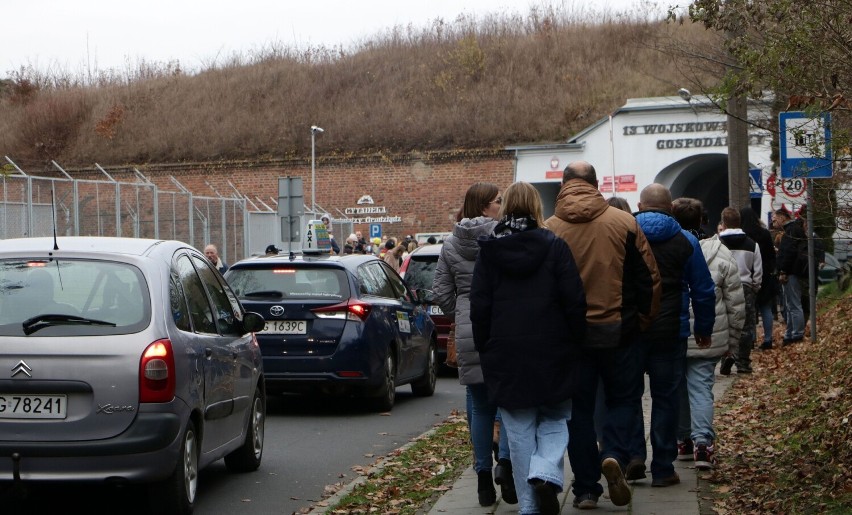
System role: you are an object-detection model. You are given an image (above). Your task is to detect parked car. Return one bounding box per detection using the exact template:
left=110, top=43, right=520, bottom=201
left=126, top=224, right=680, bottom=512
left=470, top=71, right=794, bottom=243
left=225, top=252, right=437, bottom=411
left=818, top=253, right=842, bottom=284
left=399, top=244, right=452, bottom=370
left=0, top=237, right=266, bottom=515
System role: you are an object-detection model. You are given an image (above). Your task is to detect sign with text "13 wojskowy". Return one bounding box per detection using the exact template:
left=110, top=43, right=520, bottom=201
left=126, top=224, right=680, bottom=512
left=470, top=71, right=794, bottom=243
left=779, top=111, right=832, bottom=179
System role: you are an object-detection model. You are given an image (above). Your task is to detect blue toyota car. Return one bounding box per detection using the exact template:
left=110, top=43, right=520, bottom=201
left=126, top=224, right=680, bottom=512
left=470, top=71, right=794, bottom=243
left=224, top=250, right=437, bottom=411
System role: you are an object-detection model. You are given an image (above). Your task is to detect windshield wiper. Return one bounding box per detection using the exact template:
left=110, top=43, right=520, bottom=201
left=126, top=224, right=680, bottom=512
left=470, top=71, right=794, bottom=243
left=22, top=314, right=117, bottom=335
left=243, top=290, right=285, bottom=298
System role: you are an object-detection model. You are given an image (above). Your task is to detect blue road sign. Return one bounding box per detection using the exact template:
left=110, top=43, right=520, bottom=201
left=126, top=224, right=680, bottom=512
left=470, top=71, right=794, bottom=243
left=370, top=223, right=382, bottom=239
left=749, top=168, right=763, bottom=199
left=779, top=111, right=832, bottom=179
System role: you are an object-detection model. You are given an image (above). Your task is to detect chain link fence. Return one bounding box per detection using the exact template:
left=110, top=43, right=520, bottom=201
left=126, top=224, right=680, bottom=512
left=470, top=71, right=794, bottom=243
left=0, top=172, right=250, bottom=264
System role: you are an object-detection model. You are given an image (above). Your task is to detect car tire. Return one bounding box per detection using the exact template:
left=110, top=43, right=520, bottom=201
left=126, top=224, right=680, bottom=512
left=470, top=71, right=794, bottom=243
left=225, top=384, right=265, bottom=472
left=411, top=341, right=437, bottom=397
left=369, top=351, right=396, bottom=412
left=149, top=419, right=198, bottom=515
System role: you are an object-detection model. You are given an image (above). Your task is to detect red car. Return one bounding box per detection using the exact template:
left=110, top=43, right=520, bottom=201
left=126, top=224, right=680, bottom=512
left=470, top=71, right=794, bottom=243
left=400, top=244, right=453, bottom=372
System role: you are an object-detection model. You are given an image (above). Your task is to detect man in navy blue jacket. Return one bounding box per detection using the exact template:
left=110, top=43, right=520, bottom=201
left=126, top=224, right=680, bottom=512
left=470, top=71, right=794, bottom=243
left=625, top=184, right=715, bottom=487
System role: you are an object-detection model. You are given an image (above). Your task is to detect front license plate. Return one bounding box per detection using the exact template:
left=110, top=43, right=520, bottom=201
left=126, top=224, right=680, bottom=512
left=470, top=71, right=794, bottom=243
left=0, top=394, right=67, bottom=419
left=260, top=320, right=307, bottom=334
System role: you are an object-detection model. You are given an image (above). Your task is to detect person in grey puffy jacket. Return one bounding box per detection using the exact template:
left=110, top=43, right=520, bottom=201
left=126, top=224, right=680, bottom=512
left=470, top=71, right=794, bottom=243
left=673, top=198, right=745, bottom=470
left=433, top=182, right=512, bottom=507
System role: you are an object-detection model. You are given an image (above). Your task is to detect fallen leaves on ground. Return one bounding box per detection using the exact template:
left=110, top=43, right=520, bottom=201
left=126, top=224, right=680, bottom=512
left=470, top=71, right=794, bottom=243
left=709, top=293, right=852, bottom=513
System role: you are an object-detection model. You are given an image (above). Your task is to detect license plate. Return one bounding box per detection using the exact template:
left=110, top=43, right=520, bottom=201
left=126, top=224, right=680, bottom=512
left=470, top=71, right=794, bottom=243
left=0, top=394, right=67, bottom=419
left=428, top=305, right=443, bottom=316
left=260, top=320, right=307, bottom=334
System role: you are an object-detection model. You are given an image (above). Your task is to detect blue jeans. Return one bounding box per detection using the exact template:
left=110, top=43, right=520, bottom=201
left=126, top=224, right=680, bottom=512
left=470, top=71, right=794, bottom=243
left=677, top=356, right=719, bottom=445
left=627, top=338, right=686, bottom=480
left=781, top=275, right=805, bottom=339
left=501, top=400, right=572, bottom=515
left=758, top=298, right=774, bottom=344
left=466, top=384, right=507, bottom=472
left=599, top=338, right=646, bottom=470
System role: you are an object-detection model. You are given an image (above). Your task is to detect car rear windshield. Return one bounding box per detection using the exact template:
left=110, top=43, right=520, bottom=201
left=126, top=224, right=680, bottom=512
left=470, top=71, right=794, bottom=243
left=0, top=258, right=150, bottom=336
left=227, top=266, right=350, bottom=300
left=404, top=256, right=438, bottom=292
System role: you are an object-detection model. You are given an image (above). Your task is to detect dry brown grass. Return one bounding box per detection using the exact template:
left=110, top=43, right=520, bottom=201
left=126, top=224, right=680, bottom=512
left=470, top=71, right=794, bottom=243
left=0, top=7, right=723, bottom=168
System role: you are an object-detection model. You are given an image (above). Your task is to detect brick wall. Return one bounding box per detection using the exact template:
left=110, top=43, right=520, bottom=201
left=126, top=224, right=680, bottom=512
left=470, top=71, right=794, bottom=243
left=73, top=149, right=516, bottom=240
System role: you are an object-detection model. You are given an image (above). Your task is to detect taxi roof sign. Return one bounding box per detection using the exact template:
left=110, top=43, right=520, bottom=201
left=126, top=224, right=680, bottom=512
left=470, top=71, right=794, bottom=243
left=302, top=219, right=332, bottom=254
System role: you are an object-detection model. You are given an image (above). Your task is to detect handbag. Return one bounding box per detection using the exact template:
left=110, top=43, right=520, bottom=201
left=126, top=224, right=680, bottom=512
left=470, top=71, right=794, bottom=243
left=445, top=323, right=458, bottom=368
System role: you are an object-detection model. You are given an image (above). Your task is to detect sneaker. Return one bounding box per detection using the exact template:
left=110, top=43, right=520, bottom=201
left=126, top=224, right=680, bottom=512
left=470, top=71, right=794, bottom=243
left=625, top=458, right=646, bottom=480
left=719, top=355, right=735, bottom=376
left=572, top=492, right=599, bottom=510
left=677, top=439, right=694, bottom=461
left=601, top=457, right=631, bottom=506
left=530, top=479, right=560, bottom=515
left=759, top=341, right=773, bottom=350
left=694, top=442, right=716, bottom=470
left=651, top=472, right=680, bottom=487
left=736, top=367, right=753, bottom=374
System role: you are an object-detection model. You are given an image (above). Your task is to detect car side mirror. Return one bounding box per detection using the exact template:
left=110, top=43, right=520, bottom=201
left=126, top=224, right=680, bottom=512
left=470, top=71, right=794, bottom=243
left=242, top=312, right=266, bottom=333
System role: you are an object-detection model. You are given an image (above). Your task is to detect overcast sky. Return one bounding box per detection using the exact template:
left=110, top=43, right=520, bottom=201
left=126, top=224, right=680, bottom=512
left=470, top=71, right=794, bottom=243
left=5, top=0, right=664, bottom=77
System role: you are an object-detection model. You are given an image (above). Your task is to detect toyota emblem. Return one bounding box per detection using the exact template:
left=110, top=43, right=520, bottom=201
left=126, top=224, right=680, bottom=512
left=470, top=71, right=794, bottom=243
left=269, top=305, right=285, bottom=317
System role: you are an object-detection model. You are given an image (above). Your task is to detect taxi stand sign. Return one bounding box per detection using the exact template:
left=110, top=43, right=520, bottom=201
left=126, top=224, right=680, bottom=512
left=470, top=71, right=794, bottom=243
left=302, top=220, right=333, bottom=254
left=779, top=111, right=833, bottom=179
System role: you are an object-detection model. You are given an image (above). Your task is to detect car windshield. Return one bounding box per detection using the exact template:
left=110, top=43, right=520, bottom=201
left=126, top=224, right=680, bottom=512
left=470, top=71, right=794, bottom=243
left=404, top=256, right=437, bottom=293
left=227, top=266, right=349, bottom=300
left=0, top=258, right=150, bottom=336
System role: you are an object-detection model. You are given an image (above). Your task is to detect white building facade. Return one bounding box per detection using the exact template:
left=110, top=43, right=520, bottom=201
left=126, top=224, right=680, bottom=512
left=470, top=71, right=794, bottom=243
left=510, top=95, right=786, bottom=229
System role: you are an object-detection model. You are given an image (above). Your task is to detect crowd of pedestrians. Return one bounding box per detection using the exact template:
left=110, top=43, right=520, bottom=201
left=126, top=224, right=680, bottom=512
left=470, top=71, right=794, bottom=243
left=431, top=161, right=811, bottom=514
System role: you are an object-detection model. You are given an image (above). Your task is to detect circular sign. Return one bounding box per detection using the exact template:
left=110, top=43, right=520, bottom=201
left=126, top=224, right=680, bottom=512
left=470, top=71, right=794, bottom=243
left=766, top=174, right=776, bottom=197
left=781, top=177, right=807, bottom=198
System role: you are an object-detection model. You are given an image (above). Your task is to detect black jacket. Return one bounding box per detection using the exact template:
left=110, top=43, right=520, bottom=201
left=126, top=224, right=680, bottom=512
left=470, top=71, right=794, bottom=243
left=470, top=226, right=587, bottom=410
left=777, top=219, right=807, bottom=277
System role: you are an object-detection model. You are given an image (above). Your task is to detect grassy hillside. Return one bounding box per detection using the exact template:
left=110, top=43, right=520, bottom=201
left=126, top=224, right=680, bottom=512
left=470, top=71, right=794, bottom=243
left=0, top=7, right=722, bottom=168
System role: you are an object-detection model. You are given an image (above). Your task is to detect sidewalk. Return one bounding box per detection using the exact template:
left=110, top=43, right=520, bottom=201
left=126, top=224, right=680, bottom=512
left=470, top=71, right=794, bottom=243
left=428, top=374, right=734, bottom=514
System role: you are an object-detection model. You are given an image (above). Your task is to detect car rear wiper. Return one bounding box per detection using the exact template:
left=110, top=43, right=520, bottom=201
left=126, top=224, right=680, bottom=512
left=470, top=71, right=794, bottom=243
left=22, top=314, right=117, bottom=335
left=242, top=290, right=285, bottom=298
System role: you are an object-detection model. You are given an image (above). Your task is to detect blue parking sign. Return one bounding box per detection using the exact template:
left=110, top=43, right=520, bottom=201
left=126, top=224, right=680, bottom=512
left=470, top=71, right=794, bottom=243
left=370, top=224, right=382, bottom=239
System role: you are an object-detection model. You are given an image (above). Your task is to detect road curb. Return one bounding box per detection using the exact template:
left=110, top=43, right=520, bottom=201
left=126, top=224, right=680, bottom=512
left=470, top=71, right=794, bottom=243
left=304, top=425, right=443, bottom=514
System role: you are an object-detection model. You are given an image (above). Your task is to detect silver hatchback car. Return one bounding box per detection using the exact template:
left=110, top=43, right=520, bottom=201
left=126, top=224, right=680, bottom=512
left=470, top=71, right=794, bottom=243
left=0, top=237, right=266, bottom=514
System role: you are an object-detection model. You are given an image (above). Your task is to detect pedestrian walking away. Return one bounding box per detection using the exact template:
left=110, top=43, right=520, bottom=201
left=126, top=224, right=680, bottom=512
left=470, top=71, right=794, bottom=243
left=629, top=184, right=715, bottom=488
left=433, top=181, right=516, bottom=507
left=470, top=181, right=587, bottom=515
left=673, top=198, right=745, bottom=471
left=717, top=207, right=762, bottom=374
left=545, top=161, right=662, bottom=509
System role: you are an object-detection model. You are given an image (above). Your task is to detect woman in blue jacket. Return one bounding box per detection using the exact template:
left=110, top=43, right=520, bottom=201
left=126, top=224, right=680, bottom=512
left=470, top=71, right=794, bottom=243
left=470, top=181, right=587, bottom=515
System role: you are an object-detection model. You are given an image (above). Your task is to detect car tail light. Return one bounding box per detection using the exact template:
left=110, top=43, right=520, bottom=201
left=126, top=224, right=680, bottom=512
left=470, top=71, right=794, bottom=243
left=139, top=339, right=176, bottom=403
left=312, top=301, right=372, bottom=321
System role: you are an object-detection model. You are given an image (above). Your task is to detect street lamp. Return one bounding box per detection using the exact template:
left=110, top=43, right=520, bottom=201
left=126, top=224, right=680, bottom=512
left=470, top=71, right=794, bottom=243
left=310, top=125, right=324, bottom=215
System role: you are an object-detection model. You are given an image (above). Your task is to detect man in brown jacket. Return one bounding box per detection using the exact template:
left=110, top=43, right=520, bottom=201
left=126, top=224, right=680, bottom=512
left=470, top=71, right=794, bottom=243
left=546, top=161, right=661, bottom=509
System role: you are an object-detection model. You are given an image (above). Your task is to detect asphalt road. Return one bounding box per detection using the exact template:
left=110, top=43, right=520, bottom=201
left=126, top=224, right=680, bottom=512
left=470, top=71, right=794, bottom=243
left=0, top=376, right=467, bottom=514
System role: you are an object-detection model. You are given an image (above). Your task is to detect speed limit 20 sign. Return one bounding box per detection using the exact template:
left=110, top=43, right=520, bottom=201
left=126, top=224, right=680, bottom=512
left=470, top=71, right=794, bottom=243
left=781, top=177, right=807, bottom=198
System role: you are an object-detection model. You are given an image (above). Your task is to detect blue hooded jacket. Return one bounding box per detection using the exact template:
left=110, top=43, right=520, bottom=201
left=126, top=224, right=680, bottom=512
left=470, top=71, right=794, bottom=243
left=635, top=210, right=715, bottom=340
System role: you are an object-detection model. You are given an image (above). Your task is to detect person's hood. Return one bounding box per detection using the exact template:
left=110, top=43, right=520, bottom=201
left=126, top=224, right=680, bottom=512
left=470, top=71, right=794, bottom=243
left=553, top=179, right=609, bottom=223
left=478, top=227, right=554, bottom=277
left=719, top=228, right=748, bottom=246
left=635, top=210, right=682, bottom=243
left=451, top=216, right=498, bottom=261
left=701, top=234, right=725, bottom=262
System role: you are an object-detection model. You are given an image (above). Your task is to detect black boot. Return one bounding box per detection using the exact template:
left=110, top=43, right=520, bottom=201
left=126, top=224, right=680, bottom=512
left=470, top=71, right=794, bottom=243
left=494, top=458, right=518, bottom=504
left=477, top=469, right=496, bottom=506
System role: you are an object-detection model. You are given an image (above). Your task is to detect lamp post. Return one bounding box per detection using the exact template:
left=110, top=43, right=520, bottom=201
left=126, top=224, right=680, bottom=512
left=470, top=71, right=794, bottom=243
left=310, top=125, right=324, bottom=215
